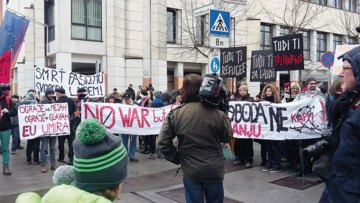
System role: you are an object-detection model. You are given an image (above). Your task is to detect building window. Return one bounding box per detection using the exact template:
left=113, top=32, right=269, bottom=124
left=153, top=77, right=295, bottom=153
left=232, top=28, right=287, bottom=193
left=279, top=26, right=290, bottom=36
left=349, top=0, right=357, bottom=12
left=333, top=34, right=342, bottom=52
left=71, top=0, right=102, bottom=41
left=45, top=0, right=55, bottom=42
left=167, top=8, right=176, bottom=43
left=260, top=23, right=272, bottom=50
left=297, top=30, right=310, bottom=60
left=317, top=32, right=327, bottom=61
left=196, top=15, right=206, bottom=45
left=333, top=0, right=342, bottom=8
left=347, top=36, right=358, bottom=44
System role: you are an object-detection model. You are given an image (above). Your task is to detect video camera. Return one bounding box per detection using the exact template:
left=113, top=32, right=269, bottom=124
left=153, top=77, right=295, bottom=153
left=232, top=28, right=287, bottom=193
left=303, top=127, right=339, bottom=157
left=198, top=73, right=229, bottom=112
left=0, top=83, right=10, bottom=92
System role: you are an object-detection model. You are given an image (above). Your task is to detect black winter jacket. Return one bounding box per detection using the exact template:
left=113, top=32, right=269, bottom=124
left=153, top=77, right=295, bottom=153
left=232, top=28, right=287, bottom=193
left=320, top=46, right=360, bottom=203
left=56, top=96, right=75, bottom=116
left=0, top=95, right=17, bottom=131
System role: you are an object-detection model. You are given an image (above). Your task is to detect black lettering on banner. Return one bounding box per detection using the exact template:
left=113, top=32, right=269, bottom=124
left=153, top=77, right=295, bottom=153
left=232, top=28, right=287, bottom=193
left=220, top=46, right=247, bottom=78
left=269, top=107, right=288, bottom=132
left=252, top=103, right=268, bottom=124
left=242, top=103, right=252, bottom=122
left=250, top=50, right=276, bottom=82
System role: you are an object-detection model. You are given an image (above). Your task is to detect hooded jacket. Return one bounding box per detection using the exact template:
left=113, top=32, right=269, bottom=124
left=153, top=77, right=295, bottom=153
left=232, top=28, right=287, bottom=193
left=320, top=46, right=360, bottom=203
left=158, top=100, right=232, bottom=182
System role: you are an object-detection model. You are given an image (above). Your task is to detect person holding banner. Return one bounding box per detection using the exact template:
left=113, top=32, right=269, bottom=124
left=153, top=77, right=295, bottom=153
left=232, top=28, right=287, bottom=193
left=40, top=88, right=57, bottom=173
left=232, top=84, right=255, bottom=168
left=0, top=89, right=17, bottom=175
left=55, top=88, right=75, bottom=165
left=22, top=91, right=40, bottom=166
left=158, top=74, right=232, bottom=203
left=261, top=84, right=282, bottom=173
left=121, top=92, right=139, bottom=162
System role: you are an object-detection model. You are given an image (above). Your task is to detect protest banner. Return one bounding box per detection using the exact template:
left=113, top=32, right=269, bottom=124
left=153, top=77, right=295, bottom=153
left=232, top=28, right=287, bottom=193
left=228, top=98, right=325, bottom=140
left=0, top=51, right=11, bottom=83
left=220, top=46, right=247, bottom=78
left=333, top=45, right=359, bottom=76
left=35, top=66, right=105, bottom=98
left=250, top=50, right=276, bottom=82
left=82, top=102, right=180, bottom=135
left=272, top=34, right=304, bottom=71
left=83, top=99, right=325, bottom=140
left=19, top=103, right=70, bottom=140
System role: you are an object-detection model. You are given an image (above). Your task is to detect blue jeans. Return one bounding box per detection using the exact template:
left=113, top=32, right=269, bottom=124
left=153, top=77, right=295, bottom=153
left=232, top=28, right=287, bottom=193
left=121, top=134, right=136, bottom=159
left=11, top=125, right=19, bottom=152
left=40, top=137, right=57, bottom=166
left=183, top=176, right=224, bottom=203
left=266, top=140, right=281, bottom=169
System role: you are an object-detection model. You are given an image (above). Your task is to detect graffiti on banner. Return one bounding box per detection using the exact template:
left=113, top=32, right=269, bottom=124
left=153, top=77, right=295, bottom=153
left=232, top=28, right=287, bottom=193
left=19, top=103, right=70, bottom=140
left=220, top=46, right=247, bottom=78
left=228, top=98, right=325, bottom=140
left=35, top=66, right=105, bottom=98
left=250, top=50, right=276, bottom=82
left=272, top=34, right=304, bottom=71
left=82, top=102, right=180, bottom=135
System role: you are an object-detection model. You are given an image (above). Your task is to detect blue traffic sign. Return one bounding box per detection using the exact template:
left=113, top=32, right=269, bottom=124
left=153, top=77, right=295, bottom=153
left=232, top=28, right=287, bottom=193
left=210, top=10, right=230, bottom=36
left=321, top=51, right=335, bottom=68
left=211, top=58, right=220, bottom=72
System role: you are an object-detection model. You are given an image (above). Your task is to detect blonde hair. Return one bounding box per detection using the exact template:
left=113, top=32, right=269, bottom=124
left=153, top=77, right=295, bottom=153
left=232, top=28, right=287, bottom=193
left=93, top=185, right=122, bottom=201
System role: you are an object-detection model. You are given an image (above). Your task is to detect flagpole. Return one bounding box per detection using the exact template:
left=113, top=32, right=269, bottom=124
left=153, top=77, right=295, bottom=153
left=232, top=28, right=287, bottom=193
left=6, top=8, right=49, bottom=54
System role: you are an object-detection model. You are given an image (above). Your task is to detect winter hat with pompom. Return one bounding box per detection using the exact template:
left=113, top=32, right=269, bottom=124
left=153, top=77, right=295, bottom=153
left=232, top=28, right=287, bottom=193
left=73, top=119, right=128, bottom=192
left=52, top=165, right=75, bottom=186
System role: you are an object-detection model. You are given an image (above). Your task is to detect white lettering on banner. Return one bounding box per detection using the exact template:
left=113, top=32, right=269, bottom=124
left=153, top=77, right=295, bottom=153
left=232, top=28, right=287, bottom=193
left=35, top=66, right=105, bottom=98
left=19, top=103, right=70, bottom=140
left=82, top=99, right=325, bottom=140
left=228, top=98, right=325, bottom=140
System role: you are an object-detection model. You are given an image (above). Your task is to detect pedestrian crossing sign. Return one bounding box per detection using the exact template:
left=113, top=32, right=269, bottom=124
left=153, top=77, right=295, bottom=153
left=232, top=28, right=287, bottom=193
left=210, top=10, right=230, bottom=36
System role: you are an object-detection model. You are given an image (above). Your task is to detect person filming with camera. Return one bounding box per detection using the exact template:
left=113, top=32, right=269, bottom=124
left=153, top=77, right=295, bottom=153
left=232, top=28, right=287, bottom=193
left=158, top=73, right=232, bottom=203
left=0, top=84, right=17, bottom=175
left=319, top=46, right=360, bottom=202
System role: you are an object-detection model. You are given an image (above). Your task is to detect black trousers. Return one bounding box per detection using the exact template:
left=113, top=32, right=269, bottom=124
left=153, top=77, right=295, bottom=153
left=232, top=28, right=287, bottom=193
left=26, top=138, right=40, bottom=162
left=58, top=134, right=75, bottom=162
left=234, top=138, right=254, bottom=163
left=148, top=135, right=157, bottom=154
left=255, top=139, right=267, bottom=163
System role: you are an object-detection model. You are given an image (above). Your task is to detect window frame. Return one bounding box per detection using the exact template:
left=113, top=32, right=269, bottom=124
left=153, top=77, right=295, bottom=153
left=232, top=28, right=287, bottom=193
left=333, top=34, right=342, bottom=52
left=317, top=32, right=327, bottom=61
left=45, top=0, right=55, bottom=42
left=167, top=8, right=177, bottom=44
left=260, top=23, right=272, bottom=50
left=195, top=15, right=206, bottom=46
left=71, top=0, right=102, bottom=42
left=297, top=30, right=311, bottom=60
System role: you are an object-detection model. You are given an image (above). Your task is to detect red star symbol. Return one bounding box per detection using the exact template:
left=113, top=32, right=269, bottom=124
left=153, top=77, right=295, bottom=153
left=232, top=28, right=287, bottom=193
left=74, top=109, right=81, bottom=117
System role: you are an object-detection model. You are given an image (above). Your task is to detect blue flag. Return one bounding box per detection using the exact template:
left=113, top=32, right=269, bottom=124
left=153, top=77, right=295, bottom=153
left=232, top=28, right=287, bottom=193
left=0, top=10, right=30, bottom=62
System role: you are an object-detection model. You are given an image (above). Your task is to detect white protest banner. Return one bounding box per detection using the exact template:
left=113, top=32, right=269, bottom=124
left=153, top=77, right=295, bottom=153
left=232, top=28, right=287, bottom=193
left=35, top=66, right=105, bottom=98
left=82, top=102, right=180, bottom=135
left=83, top=99, right=325, bottom=140
left=228, top=98, right=325, bottom=140
left=333, top=45, right=359, bottom=75
left=19, top=103, right=70, bottom=140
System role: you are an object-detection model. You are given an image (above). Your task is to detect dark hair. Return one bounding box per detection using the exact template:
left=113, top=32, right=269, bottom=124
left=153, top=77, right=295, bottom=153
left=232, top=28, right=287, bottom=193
left=180, top=74, right=202, bottom=103
left=329, top=78, right=343, bottom=99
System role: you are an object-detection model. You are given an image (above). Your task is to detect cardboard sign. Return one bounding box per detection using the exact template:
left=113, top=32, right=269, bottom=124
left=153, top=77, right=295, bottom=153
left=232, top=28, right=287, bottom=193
left=250, top=50, right=276, bottom=82
left=272, top=34, right=304, bottom=71
left=229, top=98, right=325, bottom=140
left=220, top=46, right=247, bottom=78
left=19, top=103, right=70, bottom=140
left=35, top=66, right=105, bottom=98
left=333, top=45, right=359, bottom=75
